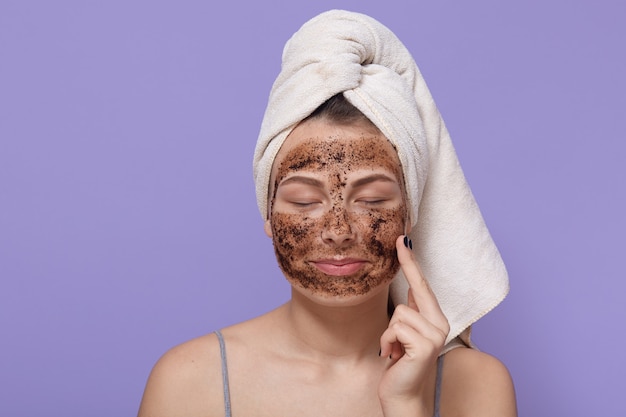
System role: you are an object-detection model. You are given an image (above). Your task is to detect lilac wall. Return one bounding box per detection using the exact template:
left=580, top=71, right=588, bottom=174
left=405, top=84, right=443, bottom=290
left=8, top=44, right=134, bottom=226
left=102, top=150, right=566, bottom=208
left=1, top=1, right=624, bottom=415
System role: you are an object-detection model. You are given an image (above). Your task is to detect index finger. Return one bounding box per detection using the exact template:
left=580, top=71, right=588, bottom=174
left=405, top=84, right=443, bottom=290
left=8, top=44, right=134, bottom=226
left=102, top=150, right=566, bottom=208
left=395, top=235, right=448, bottom=327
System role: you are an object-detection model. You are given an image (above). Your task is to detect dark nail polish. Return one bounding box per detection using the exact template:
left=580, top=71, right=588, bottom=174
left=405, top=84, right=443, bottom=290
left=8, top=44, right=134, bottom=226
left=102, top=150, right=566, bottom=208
left=378, top=348, right=381, bottom=357
left=408, top=238, right=413, bottom=250
left=403, top=235, right=409, bottom=248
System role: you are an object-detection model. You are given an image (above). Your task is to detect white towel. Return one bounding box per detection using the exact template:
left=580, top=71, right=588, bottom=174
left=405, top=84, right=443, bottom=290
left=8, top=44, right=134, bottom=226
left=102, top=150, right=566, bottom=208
left=253, top=10, right=509, bottom=346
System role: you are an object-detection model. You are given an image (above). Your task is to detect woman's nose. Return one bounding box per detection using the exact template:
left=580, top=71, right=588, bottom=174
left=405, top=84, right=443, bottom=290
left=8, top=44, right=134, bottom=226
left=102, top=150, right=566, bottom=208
left=321, top=206, right=356, bottom=246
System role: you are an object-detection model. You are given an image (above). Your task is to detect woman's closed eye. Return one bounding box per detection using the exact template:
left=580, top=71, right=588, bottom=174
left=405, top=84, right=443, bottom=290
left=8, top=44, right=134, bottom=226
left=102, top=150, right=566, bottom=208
left=276, top=186, right=325, bottom=209
left=289, top=199, right=322, bottom=207
left=351, top=184, right=402, bottom=208
left=355, top=197, right=389, bottom=205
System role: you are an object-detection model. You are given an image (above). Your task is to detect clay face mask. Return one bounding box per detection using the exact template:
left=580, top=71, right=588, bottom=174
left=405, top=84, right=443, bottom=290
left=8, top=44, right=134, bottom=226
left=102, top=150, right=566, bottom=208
left=269, top=121, right=406, bottom=298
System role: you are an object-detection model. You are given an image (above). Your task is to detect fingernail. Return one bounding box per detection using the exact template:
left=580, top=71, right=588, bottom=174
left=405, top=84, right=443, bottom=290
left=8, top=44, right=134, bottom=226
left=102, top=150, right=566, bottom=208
left=378, top=348, right=381, bottom=357
left=403, top=235, right=409, bottom=248
left=408, top=238, right=413, bottom=250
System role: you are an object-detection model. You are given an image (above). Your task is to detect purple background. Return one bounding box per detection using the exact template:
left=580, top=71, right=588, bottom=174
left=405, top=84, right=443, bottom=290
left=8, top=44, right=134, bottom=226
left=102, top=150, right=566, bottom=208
left=1, top=1, right=624, bottom=415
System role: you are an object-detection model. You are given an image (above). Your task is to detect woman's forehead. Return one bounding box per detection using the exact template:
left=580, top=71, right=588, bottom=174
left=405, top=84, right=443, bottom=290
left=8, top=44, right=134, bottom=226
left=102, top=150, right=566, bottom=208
left=272, top=119, right=402, bottom=179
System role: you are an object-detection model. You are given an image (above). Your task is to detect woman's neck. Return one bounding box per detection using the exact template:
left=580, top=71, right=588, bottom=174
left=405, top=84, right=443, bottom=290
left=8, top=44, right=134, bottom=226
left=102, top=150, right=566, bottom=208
left=281, top=287, right=391, bottom=362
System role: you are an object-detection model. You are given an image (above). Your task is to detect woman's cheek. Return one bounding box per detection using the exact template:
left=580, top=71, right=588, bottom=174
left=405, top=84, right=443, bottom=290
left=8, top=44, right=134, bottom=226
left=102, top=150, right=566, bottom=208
left=364, top=204, right=405, bottom=241
left=360, top=207, right=405, bottom=270
left=270, top=212, right=317, bottom=271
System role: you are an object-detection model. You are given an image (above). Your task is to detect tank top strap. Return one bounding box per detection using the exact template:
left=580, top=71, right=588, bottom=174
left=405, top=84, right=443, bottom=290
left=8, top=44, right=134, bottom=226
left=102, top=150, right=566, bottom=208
left=214, top=330, right=232, bottom=417
left=433, top=354, right=445, bottom=417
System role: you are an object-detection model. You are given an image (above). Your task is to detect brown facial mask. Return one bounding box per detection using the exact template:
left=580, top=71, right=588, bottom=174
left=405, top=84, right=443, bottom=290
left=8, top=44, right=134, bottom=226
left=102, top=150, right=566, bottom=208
left=269, top=129, right=406, bottom=298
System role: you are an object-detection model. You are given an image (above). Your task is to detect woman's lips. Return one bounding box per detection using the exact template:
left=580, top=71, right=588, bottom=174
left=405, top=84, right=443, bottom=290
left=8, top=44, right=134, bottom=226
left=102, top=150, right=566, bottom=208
left=310, top=258, right=367, bottom=276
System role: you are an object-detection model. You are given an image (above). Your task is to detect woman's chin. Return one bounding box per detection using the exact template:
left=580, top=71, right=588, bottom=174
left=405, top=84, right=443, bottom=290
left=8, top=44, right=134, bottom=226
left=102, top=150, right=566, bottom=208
left=289, top=277, right=392, bottom=308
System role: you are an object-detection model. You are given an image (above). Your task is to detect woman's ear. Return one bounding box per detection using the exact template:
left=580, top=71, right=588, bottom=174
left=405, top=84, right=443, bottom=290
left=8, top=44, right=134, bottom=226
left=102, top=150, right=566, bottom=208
left=264, top=219, right=273, bottom=238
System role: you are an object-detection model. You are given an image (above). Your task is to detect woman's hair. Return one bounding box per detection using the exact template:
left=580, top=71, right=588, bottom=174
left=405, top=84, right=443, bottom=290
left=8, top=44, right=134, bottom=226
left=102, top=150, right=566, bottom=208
left=305, top=93, right=374, bottom=126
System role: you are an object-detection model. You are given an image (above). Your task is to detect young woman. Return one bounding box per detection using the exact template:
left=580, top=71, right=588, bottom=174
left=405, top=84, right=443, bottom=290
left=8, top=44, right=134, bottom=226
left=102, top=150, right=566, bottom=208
left=138, top=10, right=516, bottom=417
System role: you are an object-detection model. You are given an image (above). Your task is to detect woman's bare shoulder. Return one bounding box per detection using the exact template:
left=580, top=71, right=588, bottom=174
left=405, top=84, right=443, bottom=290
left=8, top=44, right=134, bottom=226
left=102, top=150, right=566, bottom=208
left=137, top=333, right=225, bottom=417
left=441, top=347, right=517, bottom=417
left=136, top=310, right=283, bottom=417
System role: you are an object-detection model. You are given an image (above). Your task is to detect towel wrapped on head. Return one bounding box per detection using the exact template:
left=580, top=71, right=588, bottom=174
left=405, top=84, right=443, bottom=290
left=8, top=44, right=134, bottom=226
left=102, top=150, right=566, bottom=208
left=253, top=10, right=509, bottom=348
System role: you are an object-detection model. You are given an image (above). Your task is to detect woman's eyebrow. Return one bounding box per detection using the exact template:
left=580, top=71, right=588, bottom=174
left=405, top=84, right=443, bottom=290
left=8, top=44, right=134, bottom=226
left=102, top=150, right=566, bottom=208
left=351, top=173, right=397, bottom=188
left=279, top=175, right=324, bottom=188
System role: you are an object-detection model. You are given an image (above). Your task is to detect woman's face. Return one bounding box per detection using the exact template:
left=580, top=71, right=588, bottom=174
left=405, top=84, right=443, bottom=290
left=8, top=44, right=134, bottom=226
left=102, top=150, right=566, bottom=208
left=265, top=117, right=407, bottom=303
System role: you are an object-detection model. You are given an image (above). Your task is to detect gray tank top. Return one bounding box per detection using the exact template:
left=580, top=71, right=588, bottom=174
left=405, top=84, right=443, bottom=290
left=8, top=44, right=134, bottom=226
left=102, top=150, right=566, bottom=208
left=215, top=330, right=444, bottom=417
